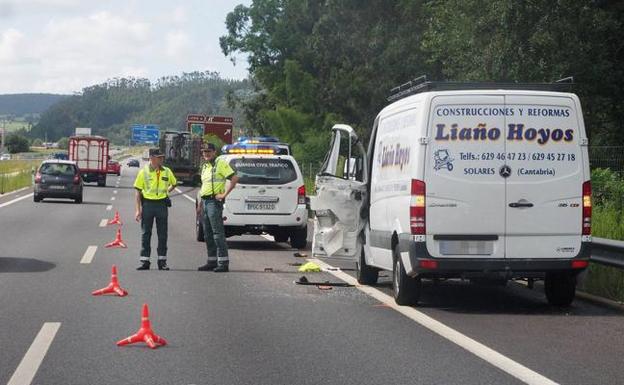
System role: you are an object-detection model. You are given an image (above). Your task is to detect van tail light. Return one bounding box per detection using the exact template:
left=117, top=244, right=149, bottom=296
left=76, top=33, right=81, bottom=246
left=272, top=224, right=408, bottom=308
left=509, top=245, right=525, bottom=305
left=34, top=173, right=42, bottom=183
left=297, top=185, right=306, bottom=205
left=73, top=174, right=81, bottom=185
left=410, top=179, right=426, bottom=235
left=582, top=181, right=592, bottom=236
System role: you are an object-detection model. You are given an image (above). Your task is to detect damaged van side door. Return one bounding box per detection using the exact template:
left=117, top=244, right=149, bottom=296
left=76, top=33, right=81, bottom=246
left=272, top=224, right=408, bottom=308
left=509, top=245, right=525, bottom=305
left=311, top=124, right=368, bottom=259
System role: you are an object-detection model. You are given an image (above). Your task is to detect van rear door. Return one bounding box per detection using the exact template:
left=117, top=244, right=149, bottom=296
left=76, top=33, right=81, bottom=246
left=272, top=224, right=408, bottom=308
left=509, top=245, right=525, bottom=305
left=504, top=95, right=585, bottom=259
left=425, top=96, right=507, bottom=259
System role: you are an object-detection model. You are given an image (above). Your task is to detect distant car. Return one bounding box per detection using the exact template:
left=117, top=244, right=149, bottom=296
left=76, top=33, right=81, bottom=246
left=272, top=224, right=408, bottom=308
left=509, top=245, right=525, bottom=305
left=50, top=152, right=68, bottom=160
left=34, top=160, right=83, bottom=203
left=127, top=159, right=140, bottom=167
left=0, top=153, right=10, bottom=161
left=107, top=160, right=121, bottom=175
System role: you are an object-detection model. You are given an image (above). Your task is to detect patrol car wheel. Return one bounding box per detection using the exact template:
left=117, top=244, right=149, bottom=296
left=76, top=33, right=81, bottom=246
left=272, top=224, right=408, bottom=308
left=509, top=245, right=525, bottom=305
left=196, top=218, right=205, bottom=242
left=290, top=226, right=308, bottom=249
left=273, top=232, right=289, bottom=243
left=357, top=244, right=378, bottom=285
left=392, top=248, right=420, bottom=306
left=545, top=272, right=576, bottom=306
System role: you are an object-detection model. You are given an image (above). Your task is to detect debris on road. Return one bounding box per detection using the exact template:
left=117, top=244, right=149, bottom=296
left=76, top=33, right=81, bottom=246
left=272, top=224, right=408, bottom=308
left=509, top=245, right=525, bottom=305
left=294, top=275, right=354, bottom=288
left=298, top=262, right=321, bottom=272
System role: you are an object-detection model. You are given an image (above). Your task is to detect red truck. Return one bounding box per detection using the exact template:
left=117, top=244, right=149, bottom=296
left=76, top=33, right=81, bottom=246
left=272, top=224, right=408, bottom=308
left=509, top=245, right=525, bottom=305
left=69, top=135, right=109, bottom=186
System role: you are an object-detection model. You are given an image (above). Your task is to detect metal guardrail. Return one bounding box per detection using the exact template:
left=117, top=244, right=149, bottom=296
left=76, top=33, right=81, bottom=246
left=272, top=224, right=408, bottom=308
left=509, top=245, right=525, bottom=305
left=591, top=237, right=624, bottom=269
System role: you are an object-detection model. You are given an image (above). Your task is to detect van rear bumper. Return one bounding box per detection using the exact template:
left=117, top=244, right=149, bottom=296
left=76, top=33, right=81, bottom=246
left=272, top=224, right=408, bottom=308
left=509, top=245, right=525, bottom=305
left=398, top=235, right=591, bottom=279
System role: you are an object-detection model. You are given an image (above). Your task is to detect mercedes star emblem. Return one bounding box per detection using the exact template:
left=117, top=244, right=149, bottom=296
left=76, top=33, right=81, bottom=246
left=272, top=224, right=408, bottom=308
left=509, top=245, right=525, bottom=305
left=499, top=165, right=512, bottom=178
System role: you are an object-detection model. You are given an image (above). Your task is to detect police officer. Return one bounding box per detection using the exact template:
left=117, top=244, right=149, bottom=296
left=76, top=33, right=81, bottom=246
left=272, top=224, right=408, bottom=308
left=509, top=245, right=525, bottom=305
left=197, top=143, right=239, bottom=272
left=134, top=148, right=177, bottom=270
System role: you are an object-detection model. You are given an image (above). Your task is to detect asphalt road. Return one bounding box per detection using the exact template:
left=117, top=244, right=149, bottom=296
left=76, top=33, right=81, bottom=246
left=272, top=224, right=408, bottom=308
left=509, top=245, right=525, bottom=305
left=1, top=166, right=623, bottom=385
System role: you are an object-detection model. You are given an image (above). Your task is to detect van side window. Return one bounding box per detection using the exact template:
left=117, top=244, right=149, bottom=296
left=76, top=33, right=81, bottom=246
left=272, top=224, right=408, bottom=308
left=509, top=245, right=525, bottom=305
left=319, top=129, right=366, bottom=182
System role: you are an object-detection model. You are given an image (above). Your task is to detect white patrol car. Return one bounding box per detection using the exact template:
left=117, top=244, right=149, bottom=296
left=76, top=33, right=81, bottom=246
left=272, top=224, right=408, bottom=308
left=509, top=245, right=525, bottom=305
left=196, top=138, right=308, bottom=249
left=311, top=78, right=591, bottom=307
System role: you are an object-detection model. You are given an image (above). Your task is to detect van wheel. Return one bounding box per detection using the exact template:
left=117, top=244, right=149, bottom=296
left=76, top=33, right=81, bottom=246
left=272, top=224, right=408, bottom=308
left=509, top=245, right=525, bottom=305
left=290, top=226, right=308, bottom=249
left=392, top=248, right=420, bottom=305
left=357, top=245, right=379, bottom=285
left=273, top=232, right=289, bottom=243
left=545, top=272, right=576, bottom=306
left=75, top=194, right=83, bottom=204
left=34, top=194, right=41, bottom=202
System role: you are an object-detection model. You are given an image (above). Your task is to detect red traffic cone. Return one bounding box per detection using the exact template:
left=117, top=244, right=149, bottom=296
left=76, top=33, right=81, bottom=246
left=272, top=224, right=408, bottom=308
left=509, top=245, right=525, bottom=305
left=117, top=304, right=167, bottom=349
left=105, top=227, right=127, bottom=248
left=92, top=265, right=128, bottom=297
left=107, top=211, right=123, bottom=226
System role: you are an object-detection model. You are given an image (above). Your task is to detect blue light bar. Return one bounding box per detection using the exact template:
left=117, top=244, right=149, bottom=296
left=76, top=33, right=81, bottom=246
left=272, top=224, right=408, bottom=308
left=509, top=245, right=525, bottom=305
left=236, top=136, right=281, bottom=144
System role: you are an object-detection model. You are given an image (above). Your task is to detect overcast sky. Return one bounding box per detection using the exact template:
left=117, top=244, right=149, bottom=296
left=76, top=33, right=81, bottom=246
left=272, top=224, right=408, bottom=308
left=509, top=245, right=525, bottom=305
left=0, top=0, right=251, bottom=94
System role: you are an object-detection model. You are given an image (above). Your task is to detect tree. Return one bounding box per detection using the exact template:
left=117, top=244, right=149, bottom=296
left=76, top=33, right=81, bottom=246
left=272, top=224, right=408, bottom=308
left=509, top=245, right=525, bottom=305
left=6, top=133, right=30, bottom=153
left=32, top=138, right=43, bottom=147
left=57, top=137, right=69, bottom=150
left=220, top=0, right=624, bottom=151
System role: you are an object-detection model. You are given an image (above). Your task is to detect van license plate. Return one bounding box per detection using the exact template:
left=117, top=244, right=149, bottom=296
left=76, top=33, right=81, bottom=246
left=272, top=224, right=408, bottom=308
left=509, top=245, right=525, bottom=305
left=247, top=203, right=275, bottom=211
left=49, top=185, right=65, bottom=190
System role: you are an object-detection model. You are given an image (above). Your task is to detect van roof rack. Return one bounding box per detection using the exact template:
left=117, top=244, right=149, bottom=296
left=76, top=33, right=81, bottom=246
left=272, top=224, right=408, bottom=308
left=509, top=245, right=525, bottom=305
left=387, top=75, right=574, bottom=102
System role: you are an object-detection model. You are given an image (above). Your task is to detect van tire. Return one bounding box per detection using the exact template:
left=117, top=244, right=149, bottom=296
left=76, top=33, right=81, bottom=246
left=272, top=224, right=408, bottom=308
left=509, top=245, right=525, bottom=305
left=357, top=245, right=379, bottom=285
left=545, top=272, right=576, bottom=306
left=34, top=194, right=41, bottom=202
left=392, top=248, right=420, bottom=306
left=290, top=226, right=307, bottom=249
left=75, top=194, right=83, bottom=204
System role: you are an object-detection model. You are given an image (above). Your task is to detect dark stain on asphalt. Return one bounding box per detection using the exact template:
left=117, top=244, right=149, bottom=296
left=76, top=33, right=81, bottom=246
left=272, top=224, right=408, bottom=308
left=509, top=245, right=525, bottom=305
left=0, top=257, right=55, bottom=273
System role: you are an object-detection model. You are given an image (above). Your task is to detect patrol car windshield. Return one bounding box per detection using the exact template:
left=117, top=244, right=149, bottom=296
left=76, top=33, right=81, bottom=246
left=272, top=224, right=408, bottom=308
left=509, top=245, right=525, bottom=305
left=230, top=158, right=297, bottom=185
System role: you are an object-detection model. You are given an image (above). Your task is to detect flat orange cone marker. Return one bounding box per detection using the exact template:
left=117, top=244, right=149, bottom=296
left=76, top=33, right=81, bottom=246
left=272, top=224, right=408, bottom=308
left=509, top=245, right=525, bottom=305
left=107, top=211, right=123, bottom=226
left=117, top=304, right=167, bottom=349
left=105, top=227, right=127, bottom=248
left=92, top=265, right=128, bottom=297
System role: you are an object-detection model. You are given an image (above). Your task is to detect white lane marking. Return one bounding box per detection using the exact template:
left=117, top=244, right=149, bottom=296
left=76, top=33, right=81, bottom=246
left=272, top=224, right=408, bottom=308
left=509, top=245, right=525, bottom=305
left=106, top=205, right=113, bottom=211
left=175, top=187, right=195, bottom=203
left=99, top=219, right=108, bottom=227
left=309, top=258, right=558, bottom=385
left=111, top=197, right=116, bottom=201
left=80, top=246, right=98, bottom=264
left=113, top=190, right=118, bottom=194
left=7, top=322, right=61, bottom=385
left=261, top=234, right=273, bottom=242
left=0, top=193, right=34, bottom=209
left=0, top=186, right=30, bottom=197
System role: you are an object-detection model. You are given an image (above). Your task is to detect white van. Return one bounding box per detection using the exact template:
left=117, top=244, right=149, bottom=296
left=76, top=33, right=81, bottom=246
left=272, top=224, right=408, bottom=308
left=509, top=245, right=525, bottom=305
left=311, top=84, right=591, bottom=306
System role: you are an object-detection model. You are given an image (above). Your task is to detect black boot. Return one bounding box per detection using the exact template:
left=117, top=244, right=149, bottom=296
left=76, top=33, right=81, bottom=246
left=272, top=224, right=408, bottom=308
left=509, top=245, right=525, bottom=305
left=198, top=262, right=217, bottom=271
left=213, top=262, right=229, bottom=273
left=136, top=261, right=150, bottom=270
left=157, top=260, right=170, bottom=271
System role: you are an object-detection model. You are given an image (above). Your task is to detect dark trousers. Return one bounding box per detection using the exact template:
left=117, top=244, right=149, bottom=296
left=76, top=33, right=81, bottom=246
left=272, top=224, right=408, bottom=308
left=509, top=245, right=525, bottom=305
left=202, top=199, right=229, bottom=264
left=140, top=200, right=168, bottom=261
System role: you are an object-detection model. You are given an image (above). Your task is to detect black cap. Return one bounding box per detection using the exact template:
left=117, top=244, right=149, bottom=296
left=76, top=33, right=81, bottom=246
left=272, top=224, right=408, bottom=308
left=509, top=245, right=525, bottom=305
left=148, top=148, right=164, bottom=157
left=201, top=143, right=217, bottom=152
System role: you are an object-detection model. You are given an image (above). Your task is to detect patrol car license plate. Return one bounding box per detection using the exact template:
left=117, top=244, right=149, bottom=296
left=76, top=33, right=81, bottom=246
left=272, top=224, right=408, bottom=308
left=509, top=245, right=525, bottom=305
left=247, top=203, right=275, bottom=211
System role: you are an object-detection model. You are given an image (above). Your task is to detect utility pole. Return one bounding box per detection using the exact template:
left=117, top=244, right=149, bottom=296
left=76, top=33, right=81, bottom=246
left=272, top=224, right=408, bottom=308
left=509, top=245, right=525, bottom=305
left=0, top=119, right=6, bottom=153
